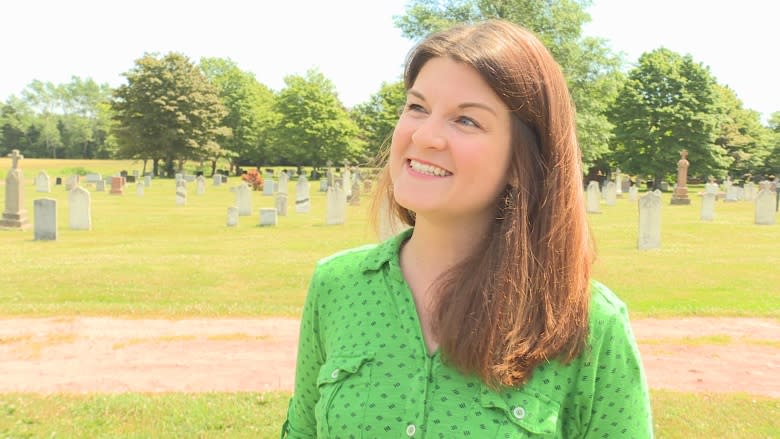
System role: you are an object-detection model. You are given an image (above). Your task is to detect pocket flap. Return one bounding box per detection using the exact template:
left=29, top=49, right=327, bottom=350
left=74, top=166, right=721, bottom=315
left=479, top=384, right=560, bottom=436
left=317, top=354, right=372, bottom=386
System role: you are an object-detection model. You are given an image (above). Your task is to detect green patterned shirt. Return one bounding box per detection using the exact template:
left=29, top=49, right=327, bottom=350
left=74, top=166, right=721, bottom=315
left=282, top=229, right=653, bottom=438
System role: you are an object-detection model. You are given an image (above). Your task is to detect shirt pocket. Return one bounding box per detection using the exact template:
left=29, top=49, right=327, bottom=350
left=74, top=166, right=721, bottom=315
left=478, top=384, right=561, bottom=438
left=315, top=353, right=374, bottom=438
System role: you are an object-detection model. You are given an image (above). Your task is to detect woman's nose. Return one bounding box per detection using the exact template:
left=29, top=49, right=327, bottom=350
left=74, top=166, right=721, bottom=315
left=411, top=116, right=447, bottom=150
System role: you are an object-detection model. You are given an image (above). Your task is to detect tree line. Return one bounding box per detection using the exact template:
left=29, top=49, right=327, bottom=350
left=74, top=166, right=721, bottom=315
left=1, top=0, right=779, bottom=184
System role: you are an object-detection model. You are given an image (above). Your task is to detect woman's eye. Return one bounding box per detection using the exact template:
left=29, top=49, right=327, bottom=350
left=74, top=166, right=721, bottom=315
left=406, top=103, right=425, bottom=113
left=455, top=116, right=480, bottom=128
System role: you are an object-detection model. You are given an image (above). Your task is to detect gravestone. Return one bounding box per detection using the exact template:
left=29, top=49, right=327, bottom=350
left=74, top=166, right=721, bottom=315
left=700, top=193, right=716, bottom=221
left=744, top=182, right=756, bottom=201
left=132, top=170, right=139, bottom=178
left=586, top=181, right=601, bottom=213
left=226, top=207, right=239, bottom=227
left=1, top=149, right=30, bottom=230
left=755, top=190, right=776, bottom=225
left=670, top=150, right=691, bottom=204
left=110, top=176, right=124, bottom=195
left=136, top=182, right=145, bottom=196
left=325, top=184, right=347, bottom=225
left=259, top=208, right=277, bottom=226
left=196, top=175, right=206, bottom=195
left=275, top=193, right=288, bottom=216
left=213, top=174, right=222, bottom=187
left=55, top=177, right=62, bottom=185
left=263, top=179, right=275, bottom=196
left=175, top=181, right=187, bottom=206
left=236, top=183, right=252, bottom=216
left=724, top=185, right=739, bottom=202
left=35, top=171, right=51, bottom=193
left=144, top=175, right=152, bottom=188
left=319, top=178, right=329, bottom=192
left=295, top=176, right=311, bottom=213
left=278, top=172, right=289, bottom=195
left=638, top=190, right=662, bottom=250
left=614, top=169, right=623, bottom=197
left=604, top=182, right=617, bottom=206
left=349, top=180, right=361, bottom=206
left=326, top=160, right=335, bottom=190
left=34, top=198, right=57, bottom=240
left=85, top=173, right=102, bottom=184
left=343, top=162, right=352, bottom=198
left=65, top=175, right=80, bottom=190
left=184, top=175, right=196, bottom=183
left=95, top=180, right=106, bottom=192
left=628, top=186, right=638, bottom=201
left=68, top=186, right=92, bottom=230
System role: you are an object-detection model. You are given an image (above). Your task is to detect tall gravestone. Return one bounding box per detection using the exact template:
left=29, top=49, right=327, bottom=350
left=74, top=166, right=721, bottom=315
left=343, top=162, right=352, bottom=198
left=275, top=193, right=288, bottom=216
left=638, top=190, right=662, bottom=250
left=295, top=176, right=311, bottom=213
left=68, top=186, right=92, bottom=230
left=175, top=180, right=187, bottom=205
left=325, top=184, right=347, bottom=225
left=604, top=182, right=617, bottom=206
left=585, top=181, right=601, bottom=213
left=196, top=175, right=206, bottom=195
left=278, top=172, right=289, bottom=195
left=226, top=207, right=239, bottom=227
left=628, top=186, right=639, bottom=201
left=755, top=190, right=776, bottom=225
left=136, top=182, right=145, bottom=196
left=349, top=180, right=361, bottom=206
left=110, top=176, right=124, bottom=195
left=670, top=150, right=691, bottom=205
left=1, top=150, right=31, bottom=230
left=700, top=193, right=716, bottom=221
left=236, top=183, right=252, bottom=216
left=34, top=198, right=57, bottom=240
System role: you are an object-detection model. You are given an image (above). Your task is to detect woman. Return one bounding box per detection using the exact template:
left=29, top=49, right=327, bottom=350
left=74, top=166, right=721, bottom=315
left=283, top=20, right=653, bottom=438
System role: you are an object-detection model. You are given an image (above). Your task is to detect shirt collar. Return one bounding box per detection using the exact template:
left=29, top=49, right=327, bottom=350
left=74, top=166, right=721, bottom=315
left=359, top=227, right=413, bottom=273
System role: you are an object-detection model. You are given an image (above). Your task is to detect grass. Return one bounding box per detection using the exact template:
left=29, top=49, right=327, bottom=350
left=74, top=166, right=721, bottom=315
left=0, top=391, right=777, bottom=438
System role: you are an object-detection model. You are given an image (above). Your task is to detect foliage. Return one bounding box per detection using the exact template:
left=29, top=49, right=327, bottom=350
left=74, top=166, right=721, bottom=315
left=200, top=57, right=277, bottom=172
left=765, top=111, right=780, bottom=175
left=350, top=80, right=405, bottom=161
left=607, top=48, right=727, bottom=185
left=265, top=69, right=364, bottom=166
left=112, top=52, right=230, bottom=177
left=393, top=0, right=624, bottom=170
left=240, top=168, right=264, bottom=191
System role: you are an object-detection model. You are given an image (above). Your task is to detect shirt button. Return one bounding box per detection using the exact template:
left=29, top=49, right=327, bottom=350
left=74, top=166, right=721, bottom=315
left=331, top=369, right=339, bottom=379
left=513, top=406, right=526, bottom=420
left=406, top=424, right=416, bottom=436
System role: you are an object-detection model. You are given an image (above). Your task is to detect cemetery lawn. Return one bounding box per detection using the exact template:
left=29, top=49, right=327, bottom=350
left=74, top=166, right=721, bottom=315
left=0, top=391, right=778, bottom=438
left=1, top=160, right=778, bottom=319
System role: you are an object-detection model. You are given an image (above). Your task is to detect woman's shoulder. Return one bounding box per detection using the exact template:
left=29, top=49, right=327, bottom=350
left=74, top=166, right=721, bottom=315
left=313, top=229, right=410, bottom=277
left=587, top=280, right=633, bottom=335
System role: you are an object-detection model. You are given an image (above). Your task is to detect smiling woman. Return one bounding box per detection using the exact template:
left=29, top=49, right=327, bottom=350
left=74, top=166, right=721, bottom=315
left=282, top=20, right=653, bottom=438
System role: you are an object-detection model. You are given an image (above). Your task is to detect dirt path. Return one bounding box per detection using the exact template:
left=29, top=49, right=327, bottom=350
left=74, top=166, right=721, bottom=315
left=0, top=317, right=778, bottom=397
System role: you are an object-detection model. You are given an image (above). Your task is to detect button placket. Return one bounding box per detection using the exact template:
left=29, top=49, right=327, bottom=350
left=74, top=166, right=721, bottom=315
left=405, top=424, right=416, bottom=436
left=512, top=406, right=526, bottom=420
left=330, top=369, right=339, bottom=379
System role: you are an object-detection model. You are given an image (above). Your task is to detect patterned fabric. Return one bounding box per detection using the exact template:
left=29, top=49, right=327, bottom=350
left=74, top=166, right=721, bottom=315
left=282, top=229, right=653, bottom=438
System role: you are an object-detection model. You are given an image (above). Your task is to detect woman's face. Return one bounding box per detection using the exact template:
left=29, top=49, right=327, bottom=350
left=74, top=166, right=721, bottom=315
left=389, top=57, right=513, bottom=225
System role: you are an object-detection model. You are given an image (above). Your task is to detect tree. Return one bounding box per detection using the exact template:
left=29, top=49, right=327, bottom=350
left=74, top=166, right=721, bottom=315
left=608, top=48, right=727, bottom=186
left=112, top=52, right=230, bottom=176
left=766, top=112, right=780, bottom=175
left=350, top=80, right=405, bottom=161
left=394, top=0, right=623, bottom=169
left=266, top=69, right=363, bottom=167
left=200, top=57, right=276, bottom=174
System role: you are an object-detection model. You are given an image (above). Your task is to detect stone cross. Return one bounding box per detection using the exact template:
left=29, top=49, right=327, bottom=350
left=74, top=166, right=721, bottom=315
left=9, top=149, right=23, bottom=169
left=671, top=149, right=691, bottom=205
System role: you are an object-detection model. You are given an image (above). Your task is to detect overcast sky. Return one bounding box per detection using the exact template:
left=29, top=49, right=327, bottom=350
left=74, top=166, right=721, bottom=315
left=1, top=0, right=777, bottom=121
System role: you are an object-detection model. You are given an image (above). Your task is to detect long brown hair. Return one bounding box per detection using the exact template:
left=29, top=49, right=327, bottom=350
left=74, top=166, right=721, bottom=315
left=370, top=20, right=593, bottom=388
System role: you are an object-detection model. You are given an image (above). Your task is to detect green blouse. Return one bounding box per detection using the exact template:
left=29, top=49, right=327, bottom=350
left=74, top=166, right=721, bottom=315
left=282, top=229, right=653, bottom=438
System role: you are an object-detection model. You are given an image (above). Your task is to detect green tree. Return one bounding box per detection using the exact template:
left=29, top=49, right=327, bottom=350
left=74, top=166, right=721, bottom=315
left=608, top=48, right=727, bottom=186
left=394, top=0, right=623, bottom=169
left=0, top=97, right=34, bottom=154
left=112, top=53, right=230, bottom=176
left=200, top=57, right=276, bottom=174
left=266, top=69, right=363, bottom=167
left=766, top=112, right=780, bottom=175
left=350, top=80, right=405, bottom=161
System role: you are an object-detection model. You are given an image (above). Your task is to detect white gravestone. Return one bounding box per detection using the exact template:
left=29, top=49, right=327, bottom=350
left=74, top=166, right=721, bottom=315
left=700, top=193, right=716, bottom=221
left=638, top=190, right=662, bottom=250
left=325, top=185, right=347, bottom=225
left=95, top=180, right=106, bottom=192
left=295, top=176, right=311, bottom=213
left=213, top=174, right=222, bottom=186
left=343, top=167, right=352, bottom=198
left=144, top=175, right=152, bottom=188
left=35, top=171, right=51, bottom=193
left=725, top=185, right=739, bottom=202
left=259, top=208, right=277, bottom=226
left=615, top=170, right=623, bottom=197
left=263, top=179, right=275, bottom=196
left=276, top=193, right=288, bottom=216
left=604, top=182, right=617, bottom=206
left=278, top=172, right=289, bottom=195
left=319, top=178, right=329, bottom=192
left=68, top=186, right=92, bottom=230
left=349, top=180, right=361, bottom=206
left=1, top=150, right=30, bottom=229
left=175, top=181, right=187, bottom=206
left=65, top=175, right=79, bottom=191
left=85, top=173, right=102, bottom=184
left=226, top=207, right=239, bottom=227
left=236, top=183, right=252, bottom=216
left=196, top=175, right=206, bottom=195
left=34, top=198, right=57, bottom=240
left=744, top=182, right=757, bottom=201
left=136, top=182, right=145, bottom=196
left=586, top=181, right=601, bottom=213
left=755, top=190, right=776, bottom=225
left=628, top=186, right=639, bottom=201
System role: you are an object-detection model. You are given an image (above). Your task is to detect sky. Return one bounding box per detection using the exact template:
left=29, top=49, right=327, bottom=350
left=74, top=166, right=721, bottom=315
left=1, top=0, right=778, bottom=122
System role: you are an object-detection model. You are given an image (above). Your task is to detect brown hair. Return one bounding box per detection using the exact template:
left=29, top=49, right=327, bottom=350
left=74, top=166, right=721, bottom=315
left=370, top=20, right=593, bottom=388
